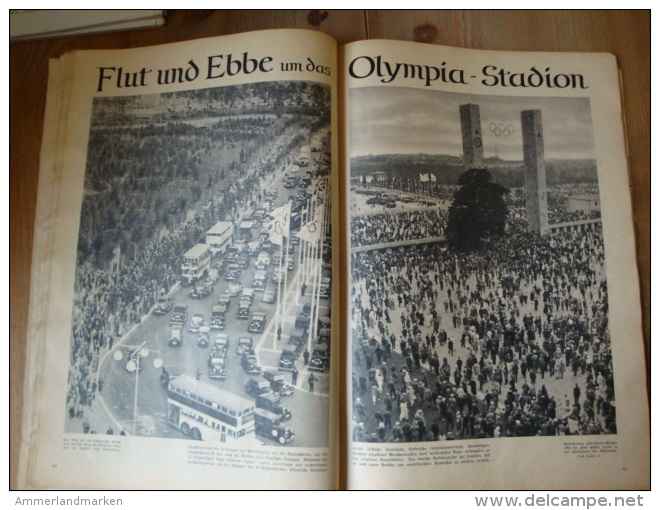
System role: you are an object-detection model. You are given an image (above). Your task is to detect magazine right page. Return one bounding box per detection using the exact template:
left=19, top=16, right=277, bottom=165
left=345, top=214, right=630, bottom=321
left=341, top=40, right=649, bottom=490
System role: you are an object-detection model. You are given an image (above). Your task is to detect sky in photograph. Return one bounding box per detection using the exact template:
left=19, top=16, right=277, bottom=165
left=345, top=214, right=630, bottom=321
left=349, top=87, right=596, bottom=161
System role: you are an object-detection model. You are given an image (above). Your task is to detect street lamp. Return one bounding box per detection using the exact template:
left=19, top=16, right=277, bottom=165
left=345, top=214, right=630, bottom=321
left=113, top=342, right=162, bottom=435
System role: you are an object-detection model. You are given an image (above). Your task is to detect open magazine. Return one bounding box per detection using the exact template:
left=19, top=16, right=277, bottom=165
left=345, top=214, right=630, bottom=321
left=18, top=29, right=649, bottom=490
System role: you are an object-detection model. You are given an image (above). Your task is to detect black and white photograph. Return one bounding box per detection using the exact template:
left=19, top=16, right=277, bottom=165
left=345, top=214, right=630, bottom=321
left=349, top=87, right=614, bottom=443
left=65, top=81, right=333, bottom=447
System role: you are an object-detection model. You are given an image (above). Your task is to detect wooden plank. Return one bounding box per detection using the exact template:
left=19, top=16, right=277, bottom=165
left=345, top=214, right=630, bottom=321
left=365, top=10, right=465, bottom=46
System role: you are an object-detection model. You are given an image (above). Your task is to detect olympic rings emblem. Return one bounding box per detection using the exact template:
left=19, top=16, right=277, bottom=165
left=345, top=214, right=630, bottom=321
left=489, top=123, right=515, bottom=138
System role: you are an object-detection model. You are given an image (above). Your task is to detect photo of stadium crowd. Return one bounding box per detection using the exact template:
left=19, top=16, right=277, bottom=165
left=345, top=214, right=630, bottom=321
left=349, top=89, right=614, bottom=442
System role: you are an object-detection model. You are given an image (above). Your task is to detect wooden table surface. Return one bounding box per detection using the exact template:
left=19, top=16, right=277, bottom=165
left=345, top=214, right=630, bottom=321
left=10, top=10, right=650, bottom=489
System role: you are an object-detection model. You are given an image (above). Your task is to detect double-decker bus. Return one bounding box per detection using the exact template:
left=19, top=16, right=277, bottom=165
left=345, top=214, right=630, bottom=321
left=181, top=243, right=211, bottom=285
left=165, top=373, right=255, bottom=442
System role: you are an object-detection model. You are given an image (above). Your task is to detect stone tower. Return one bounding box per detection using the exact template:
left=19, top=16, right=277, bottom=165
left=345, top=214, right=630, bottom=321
left=521, top=109, right=549, bottom=235
left=460, top=103, right=484, bottom=169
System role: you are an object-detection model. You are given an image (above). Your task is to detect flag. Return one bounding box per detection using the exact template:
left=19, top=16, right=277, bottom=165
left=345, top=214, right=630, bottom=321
left=267, top=203, right=291, bottom=245
left=430, top=173, right=437, bottom=182
left=420, top=172, right=429, bottom=182
left=297, top=206, right=323, bottom=244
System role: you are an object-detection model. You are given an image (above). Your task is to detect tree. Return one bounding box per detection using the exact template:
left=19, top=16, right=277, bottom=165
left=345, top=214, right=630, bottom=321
left=446, top=168, right=509, bottom=251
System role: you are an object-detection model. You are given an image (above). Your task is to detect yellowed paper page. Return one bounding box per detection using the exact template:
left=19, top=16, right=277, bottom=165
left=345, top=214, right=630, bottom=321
left=342, top=39, right=649, bottom=490
left=19, top=29, right=340, bottom=490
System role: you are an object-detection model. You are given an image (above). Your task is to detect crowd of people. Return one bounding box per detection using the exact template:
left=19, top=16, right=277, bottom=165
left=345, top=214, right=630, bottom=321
left=350, top=191, right=615, bottom=442
left=351, top=209, right=448, bottom=247
left=66, top=84, right=331, bottom=431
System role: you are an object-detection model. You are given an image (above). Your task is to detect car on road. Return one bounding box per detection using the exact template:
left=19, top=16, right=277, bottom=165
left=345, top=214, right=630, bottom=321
left=295, top=313, right=310, bottom=330
left=256, top=252, right=270, bottom=270
left=217, top=293, right=232, bottom=308
left=189, top=313, right=205, bottom=333
left=206, top=268, right=220, bottom=285
left=262, top=288, right=277, bottom=304
left=190, top=283, right=214, bottom=299
left=241, top=353, right=263, bottom=375
left=253, top=270, right=268, bottom=289
left=308, top=345, right=329, bottom=372
left=278, top=345, right=299, bottom=371
left=263, top=370, right=294, bottom=396
left=256, top=393, right=291, bottom=421
left=254, top=409, right=294, bottom=444
left=241, top=287, right=255, bottom=302
left=197, top=326, right=210, bottom=348
left=272, top=268, right=284, bottom=283
left=210, top=306, right=227, bottom=330
left=170, top=304, right=188, bottom=325
left=169, top=324, right=183, bottom=347
left=153, top=297, right=173, bottom=315
left=236, top=255, right=250, bottom=269
left=248, top=313, right=267, bottom=333
left=225, top=264, right=242, bottom=281
left=227, top=282, right=243, bottom=297
left=208, top=357, right=227, bottom=380
left=237, top=301, right=251, bottom=320
left=245, top=379, right=278, bottom=399
left=319, top=277, right=331, bottom=299
left=247, top=240, right=261, bottom=255
left=236, top=336, right=253, bottom=355
left=212, top=334, right=229, bottom=357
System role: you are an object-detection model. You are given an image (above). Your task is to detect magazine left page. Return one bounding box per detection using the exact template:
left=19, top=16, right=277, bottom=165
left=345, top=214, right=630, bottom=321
left=18, top=28, right=340, bottom=490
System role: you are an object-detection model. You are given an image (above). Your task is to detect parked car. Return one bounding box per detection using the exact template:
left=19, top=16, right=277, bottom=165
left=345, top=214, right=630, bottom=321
left=308, top=345, right=329, bottom=372
left=278, top=345, right=299, bottom=371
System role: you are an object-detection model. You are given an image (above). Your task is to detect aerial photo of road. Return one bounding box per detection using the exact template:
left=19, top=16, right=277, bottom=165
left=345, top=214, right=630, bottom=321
left=64, top=81, right=333, bottom=447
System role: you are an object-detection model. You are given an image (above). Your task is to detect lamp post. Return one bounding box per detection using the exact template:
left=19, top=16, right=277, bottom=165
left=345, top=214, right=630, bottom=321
left=113, top=341, right=162, bottom=435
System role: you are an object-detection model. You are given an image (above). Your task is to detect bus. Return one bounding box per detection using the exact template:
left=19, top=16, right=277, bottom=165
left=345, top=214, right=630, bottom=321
left=165, top=373, right=256, bottom=442
left=181, top=243, right=211, bottom=285
left=206, top=221, right=233, bottom=256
